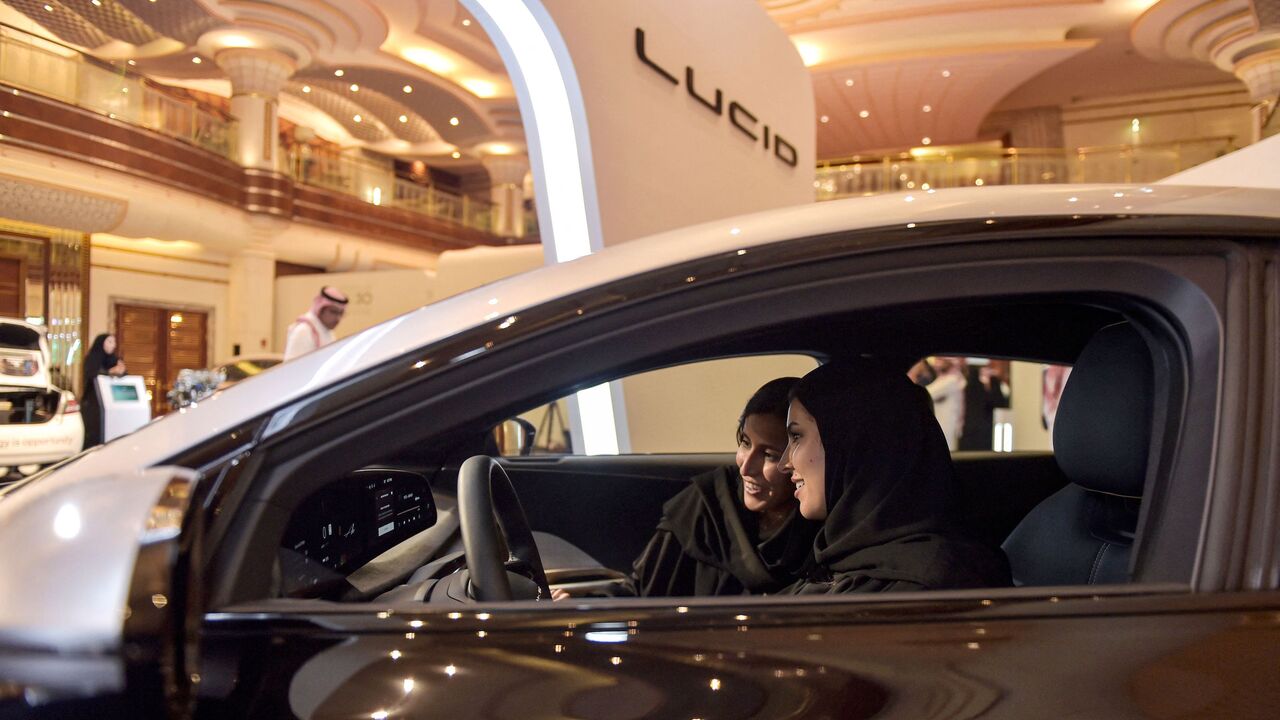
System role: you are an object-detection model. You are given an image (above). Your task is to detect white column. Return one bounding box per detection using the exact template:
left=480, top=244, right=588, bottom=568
left=214, top=48, right=296, bottom=171
left=226, top=226, right=279, bottom=358
left=482, top=154, right=530, bottom=238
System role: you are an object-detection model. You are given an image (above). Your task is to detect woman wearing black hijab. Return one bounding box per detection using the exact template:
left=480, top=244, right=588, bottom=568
left=782, top=359, right=1010, bottom=594
left=627, top=377, right=820, bottom=597
left=80, top=333, right=126, bottom=448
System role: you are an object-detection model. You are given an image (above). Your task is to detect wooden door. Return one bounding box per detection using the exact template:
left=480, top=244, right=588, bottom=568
left=0, top=257, right=24, bottom=317
left=116, top=304, right=209, bottom=416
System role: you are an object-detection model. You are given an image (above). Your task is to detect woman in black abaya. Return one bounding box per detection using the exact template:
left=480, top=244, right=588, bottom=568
left=782, top=359, right=1010, bottom=594
left=79, top=333, right=126, bottom=448
left=626, top=377, right=820, bottom=597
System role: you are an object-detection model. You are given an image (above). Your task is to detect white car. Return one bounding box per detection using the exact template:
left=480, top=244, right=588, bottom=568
left=0, top=318, right=82, bottom=484
left=2, top=185, right=1280, bottom=717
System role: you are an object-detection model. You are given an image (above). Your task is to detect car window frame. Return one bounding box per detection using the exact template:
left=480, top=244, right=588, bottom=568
left=198, top=219, right=1256, bottom=607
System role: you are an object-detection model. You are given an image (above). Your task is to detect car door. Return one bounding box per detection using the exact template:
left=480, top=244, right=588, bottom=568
left=184, top=218, right=1280, bottom=718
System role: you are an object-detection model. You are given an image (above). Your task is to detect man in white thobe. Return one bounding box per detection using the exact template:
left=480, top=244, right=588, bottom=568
left=284, top=286, right=348, bottom=360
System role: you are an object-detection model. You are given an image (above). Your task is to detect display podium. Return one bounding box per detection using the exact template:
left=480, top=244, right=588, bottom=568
left=95, top=375, right=151, bottom=443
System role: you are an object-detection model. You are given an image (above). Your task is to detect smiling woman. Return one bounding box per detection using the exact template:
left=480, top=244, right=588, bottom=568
left=781, top=359, right=1012, bottom=594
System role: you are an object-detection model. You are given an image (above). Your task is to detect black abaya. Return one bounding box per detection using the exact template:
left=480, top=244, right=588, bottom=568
left=783, top=360, right=1011, bottom=595
left=79, top=334, right=119, bottom=449
left=630, top=466, right=818, bottom=597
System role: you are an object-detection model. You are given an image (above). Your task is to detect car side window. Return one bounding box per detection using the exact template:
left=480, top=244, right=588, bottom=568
left=499, top=354, right=818, bottom=456
left=911, top=357, right=1071, bottom=453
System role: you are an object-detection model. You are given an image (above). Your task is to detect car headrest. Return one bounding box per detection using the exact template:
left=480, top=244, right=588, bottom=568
left=1053, top=322, right=1153, bottom=497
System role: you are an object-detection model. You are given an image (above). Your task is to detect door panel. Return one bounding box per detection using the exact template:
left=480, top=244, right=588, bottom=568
left=198, top=591, right=1280, bottom=719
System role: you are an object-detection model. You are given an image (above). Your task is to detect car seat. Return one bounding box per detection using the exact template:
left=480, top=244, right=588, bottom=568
left=1002, top=321, right=1153, bottom=585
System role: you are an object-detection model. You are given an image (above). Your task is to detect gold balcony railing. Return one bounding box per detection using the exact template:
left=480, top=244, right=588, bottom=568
left=288, top=148, right=495, bottom=233
left=0, top=25, right=235, bottom=159
left=815, top=137, right=1239, bottom=199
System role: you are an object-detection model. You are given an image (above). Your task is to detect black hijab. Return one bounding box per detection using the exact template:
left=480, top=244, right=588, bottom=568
left=82, top=334, right=118, bottom=389
left=632, top=466, right=817, bottom=596
left=786, top=359, right=1010, bottom=594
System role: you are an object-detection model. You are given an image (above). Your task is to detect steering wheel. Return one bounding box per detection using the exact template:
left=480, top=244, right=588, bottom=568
left=457, top=455, right=551, bottom=601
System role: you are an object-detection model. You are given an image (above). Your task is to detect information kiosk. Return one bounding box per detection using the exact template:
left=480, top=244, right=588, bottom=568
left=95, top=375, right=151, bottom=442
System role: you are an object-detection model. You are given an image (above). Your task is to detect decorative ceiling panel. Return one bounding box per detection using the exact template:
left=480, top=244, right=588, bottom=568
left=2, top=0, right=113, bottom=49
left=115, top=0, right=223, bottom=45
left=285, top=84, right=391, bottom=143
left=302, top=78, right=436, bottom=143
left=296, top=65, right=492, bottom=145
left=58, top=0, right=158, bottom=45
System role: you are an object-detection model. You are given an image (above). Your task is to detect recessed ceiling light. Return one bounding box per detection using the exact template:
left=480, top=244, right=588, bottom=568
left=819, top=115, right=829, bottom=123
left=402, top=85, right=413, bottom=93
left=349, top=83, right=359, bottom=92
left=858, top=110, right=870, bottom=118
left=353, top=114, right=362, bottom=123
left=941, top=70, right=951, bottom=78
left=334, top=69, right=344, bottom=77
left=922, top=137, right=932, bottom=145
left=42, top=4, right=52, bottom=11
left=451, top=151, right=461, bottom=159
left=449, top=117, right=460, bottom=126
left=844, top=78, right=853, bottom=87
left=301, top=85, right=311, bottom=93
left=91, top=0, right=101, bottom=6
left=191, top=57, right=202, bottom=64
left=922, top=104, right=932, bottom=113
left=462, top=18, right=472, bottom=26
left=398, top=115, right=408, bottom=123
left=127, top=60, right=136, bottom=66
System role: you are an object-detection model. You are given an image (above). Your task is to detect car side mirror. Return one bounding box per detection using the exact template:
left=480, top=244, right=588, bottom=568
left=492, top=417, right=536, bottom=456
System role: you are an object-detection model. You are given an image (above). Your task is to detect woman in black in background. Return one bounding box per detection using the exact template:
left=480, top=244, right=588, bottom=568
left=627, top=377, right=820, bottom=597
left=781, top=359, right=1011, bottom=594
left=79, top=333, right=126, bottom=448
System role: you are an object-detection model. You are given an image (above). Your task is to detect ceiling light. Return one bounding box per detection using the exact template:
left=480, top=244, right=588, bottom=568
left=349, top=83, right=359, bottom=92
left=975, top=178, right=985, bottom=186
left=334, top=69, right=345, bottom=77
left=399, top=115, right=408, bottom=123
left=462, top=18, right=472, bottom=26
left=91, top=0, right=101, bottom=6
left=42, top=4, right=52, bottom=11
left=451, top=151, right=461, bottom=159
left=403, top=85, right=413, bottom=93
left=461, top=78, right=498, bottom=98
left=819, top=115, right=829, bottom=123
left=941, top=70, right=951, bottom=78
left=191, top=57, right=202, bottom=64
left=844, top=78, right=853, bottom=87
left=127, top=60, right=136, bottom=66
left=301, top=85, right=311, bottom=93
left=795, top=42, right=821, bottom=67
left=922, top=137, right=932, bottom=145
left=353, top=114, right=362, bottom=123
left=922, top=104, right=932, bottom=113
left=402, top=48, right=456, bottom=75
left=449, top=116, right=460, bottom=126
left=859, top=110, right=869, bottom=118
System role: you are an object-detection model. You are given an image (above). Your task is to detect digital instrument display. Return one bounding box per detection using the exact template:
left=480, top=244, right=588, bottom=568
left=281, top=469, right=437, bottom=576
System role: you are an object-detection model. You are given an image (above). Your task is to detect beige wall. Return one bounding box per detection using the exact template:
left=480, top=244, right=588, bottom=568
left=88, top=245, right=230, bottom=365
left=1009, top=361, right=1052, bottom=452
left=273, top=269, right=437, bottom=351
left=1062, top=83, right=1252, bottom=151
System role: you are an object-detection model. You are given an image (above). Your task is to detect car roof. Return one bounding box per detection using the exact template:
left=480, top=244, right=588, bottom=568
left=2, top=183, right=1278, bottom=652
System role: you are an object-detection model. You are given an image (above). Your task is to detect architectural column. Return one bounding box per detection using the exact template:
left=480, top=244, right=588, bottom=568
left=226, top=217, right=283, bottom=357
left=213, top=48, right=296, bottom=171
left=482, top=154, right=530, bottom=238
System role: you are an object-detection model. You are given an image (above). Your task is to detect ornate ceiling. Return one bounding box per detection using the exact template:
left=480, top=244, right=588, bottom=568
left=0, top=0, right=1253, bottom=166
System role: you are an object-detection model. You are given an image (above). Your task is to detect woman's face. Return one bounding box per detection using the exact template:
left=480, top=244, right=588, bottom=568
left=736, top=413, right=793, bottom=516
left=782, top=398, right=827, bottom=520
left=103, top=335, right=117, bottom=355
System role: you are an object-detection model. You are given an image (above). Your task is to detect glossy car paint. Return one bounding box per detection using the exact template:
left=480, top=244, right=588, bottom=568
left=1, top=184, right=1278, bottom=669
left=200, top=590, right=1280, bottom=718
